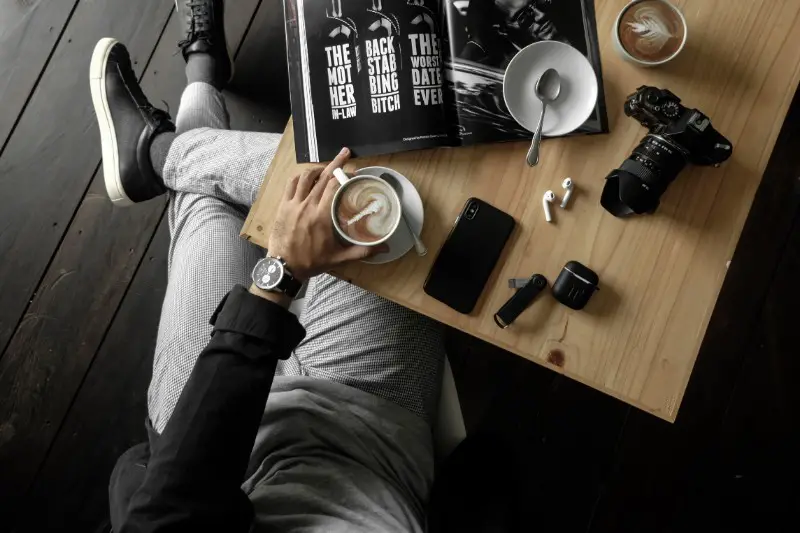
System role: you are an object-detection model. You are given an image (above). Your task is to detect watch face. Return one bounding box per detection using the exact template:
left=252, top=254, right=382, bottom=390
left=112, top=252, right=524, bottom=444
left=254, top=257, right=284, bottom=291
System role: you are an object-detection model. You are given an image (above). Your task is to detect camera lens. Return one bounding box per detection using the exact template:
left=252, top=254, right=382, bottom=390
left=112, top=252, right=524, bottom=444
left=465, top=202, right=479, bottom=220
left=609, top=86, right=733, bottom=217
left=601, top=134, right=689, bottom=217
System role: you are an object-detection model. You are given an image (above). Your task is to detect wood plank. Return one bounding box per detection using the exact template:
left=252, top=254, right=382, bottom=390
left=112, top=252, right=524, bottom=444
left=13, top=3, right=293, bottom=523
left=445, top=329, right=556, bottom=435
left=587, top=84, right=800, bottom=532
left=0, top=0, right=172, bottom=355
left=446, top=328, right=628, bottom=532
left=0, top=0, right=80, bottom=149
left=15, top=222, right=170, bottom=533
left=242, top=0, right=800, bottom=421
left=0, top=0, right=261, bottom=517
left=712, top=212, right=800, bottom=532
left=526, top=377, right=628, bottom=532
left=225, top=0, right=292, bottom=133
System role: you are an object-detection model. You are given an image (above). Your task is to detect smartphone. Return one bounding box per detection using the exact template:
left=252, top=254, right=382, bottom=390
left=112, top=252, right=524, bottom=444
left=423, top=198, right=516, bottom=314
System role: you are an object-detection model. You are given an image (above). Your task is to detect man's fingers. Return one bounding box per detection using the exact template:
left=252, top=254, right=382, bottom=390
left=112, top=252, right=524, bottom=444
left=284, top=174, right=300, bottom=201
left=335, top=243, right=382, bottom=263
left=321, top=147, right=351, bottom=180
left=295, top=167, right=323, bottom=200
left=309, top=165, right=336, bottom=204
left=319, top=175, right=341, bottom=209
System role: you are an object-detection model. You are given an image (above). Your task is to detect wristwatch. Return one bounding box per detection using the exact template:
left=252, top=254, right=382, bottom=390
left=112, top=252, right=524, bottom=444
left=251, top=256, right=302, bottom=298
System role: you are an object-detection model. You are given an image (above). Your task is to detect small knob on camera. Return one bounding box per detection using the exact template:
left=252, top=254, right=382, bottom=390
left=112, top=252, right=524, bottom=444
left=662, top=101, right=681, bottom=118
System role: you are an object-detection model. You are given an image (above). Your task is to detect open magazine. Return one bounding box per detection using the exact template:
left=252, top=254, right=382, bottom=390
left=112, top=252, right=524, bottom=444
left=284, top=0, right=608, bottom=163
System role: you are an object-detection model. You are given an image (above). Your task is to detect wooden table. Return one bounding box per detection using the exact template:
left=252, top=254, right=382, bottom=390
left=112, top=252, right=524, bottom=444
left=243, top=0, right=800, bottom=422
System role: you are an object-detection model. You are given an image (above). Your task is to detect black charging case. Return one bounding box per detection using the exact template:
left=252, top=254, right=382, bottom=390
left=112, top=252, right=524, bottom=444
left=552, top=261, right=599, bottom=310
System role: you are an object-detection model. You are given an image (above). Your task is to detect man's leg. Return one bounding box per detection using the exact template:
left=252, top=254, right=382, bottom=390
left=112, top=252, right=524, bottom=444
left=153, top=115, right=446, bottom=427
left=151, top=97, right=446, bottom=425
left=102, top=2, right=281, bottom=525
left=149, top=82, right=281, bottom=208
left=281, top=275, right=446, bottom=424
left=146, top=81, right=272, bottom=433
left=150, top=104, right=445, bottom=428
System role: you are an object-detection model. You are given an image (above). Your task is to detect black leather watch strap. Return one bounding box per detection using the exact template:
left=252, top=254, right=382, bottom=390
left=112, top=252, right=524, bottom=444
left=279, top=273, right=302, bottom=298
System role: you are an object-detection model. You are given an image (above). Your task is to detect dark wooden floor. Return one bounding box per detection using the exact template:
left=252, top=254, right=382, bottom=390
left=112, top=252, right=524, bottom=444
left=0, top=1, right=797, bottom=532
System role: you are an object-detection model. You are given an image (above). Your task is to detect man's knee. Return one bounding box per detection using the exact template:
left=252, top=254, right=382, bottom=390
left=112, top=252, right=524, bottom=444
left=108, top=442, right=150, bottom=528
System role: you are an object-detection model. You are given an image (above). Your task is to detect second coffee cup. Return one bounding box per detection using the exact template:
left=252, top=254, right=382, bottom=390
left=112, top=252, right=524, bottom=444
left=612, top=0, right=687, bottom=67
left=331, top=169, right=402, bottom=246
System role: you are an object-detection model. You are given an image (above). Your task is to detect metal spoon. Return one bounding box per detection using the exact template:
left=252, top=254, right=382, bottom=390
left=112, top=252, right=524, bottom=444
left=380, top=173, right=427, bottom=256
left=526, top=68, right=562, bottom=167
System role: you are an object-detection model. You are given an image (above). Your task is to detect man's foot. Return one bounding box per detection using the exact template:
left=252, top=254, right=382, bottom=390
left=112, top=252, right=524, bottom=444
left=89, top=38, right=175, bottom=205
left=176, top=0, right=233, bottom=89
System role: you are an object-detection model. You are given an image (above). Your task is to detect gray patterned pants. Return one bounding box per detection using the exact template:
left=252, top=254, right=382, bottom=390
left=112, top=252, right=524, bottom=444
left=147, top=83, right=444, bottom=433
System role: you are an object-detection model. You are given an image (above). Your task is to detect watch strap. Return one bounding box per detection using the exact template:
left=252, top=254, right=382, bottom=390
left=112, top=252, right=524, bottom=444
left=279, top=273, right=302, bottom=298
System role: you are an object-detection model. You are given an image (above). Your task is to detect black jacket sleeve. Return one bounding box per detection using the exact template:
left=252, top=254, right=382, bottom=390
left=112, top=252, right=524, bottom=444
left=120, top=285, right=306, bottom=533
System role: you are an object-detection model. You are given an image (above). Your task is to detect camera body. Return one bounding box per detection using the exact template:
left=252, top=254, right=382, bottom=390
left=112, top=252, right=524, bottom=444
left=601, top=86, right=733, bottom=217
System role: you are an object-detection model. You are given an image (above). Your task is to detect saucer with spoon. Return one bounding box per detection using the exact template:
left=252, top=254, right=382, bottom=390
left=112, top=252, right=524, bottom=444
left=503, top=41, right=599, bottom=165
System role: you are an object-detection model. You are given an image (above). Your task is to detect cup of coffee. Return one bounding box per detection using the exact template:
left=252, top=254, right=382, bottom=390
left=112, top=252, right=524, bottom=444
left=613, top=0, right=687, bottom=67
left=331, top=169, right=402, bottom=247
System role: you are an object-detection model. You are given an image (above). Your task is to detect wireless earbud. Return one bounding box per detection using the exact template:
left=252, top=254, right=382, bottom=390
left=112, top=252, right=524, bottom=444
left=560, top=177, right=574, bottom=208
left=543, top=190, right=556, bottom=222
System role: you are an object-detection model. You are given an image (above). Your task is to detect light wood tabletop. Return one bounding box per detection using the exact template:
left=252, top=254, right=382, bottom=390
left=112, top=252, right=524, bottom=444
left=243, top=0, right=800, bottom=422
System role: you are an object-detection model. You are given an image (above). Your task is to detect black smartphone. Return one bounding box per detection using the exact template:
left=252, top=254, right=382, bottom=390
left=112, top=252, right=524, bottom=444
left=424, top=198, right=516, bottom=314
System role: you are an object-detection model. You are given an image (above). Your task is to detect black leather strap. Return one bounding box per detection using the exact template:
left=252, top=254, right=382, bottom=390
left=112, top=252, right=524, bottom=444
left=279, top=272, right=302, bottom=298
left=494, top=274, right=548, bottom=329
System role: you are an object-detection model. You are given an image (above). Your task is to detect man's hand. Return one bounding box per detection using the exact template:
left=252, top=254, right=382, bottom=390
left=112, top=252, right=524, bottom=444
left=266, top=147, right=384, bottom=282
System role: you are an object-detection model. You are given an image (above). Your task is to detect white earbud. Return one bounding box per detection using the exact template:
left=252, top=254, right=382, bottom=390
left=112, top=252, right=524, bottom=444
left=560, top=177, right=574, bottom=208
left=543, top=190, right=556, bottom=222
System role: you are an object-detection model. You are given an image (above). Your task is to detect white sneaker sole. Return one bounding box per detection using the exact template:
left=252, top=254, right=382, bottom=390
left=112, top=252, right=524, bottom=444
left=89, top=37, right=133, bottom=206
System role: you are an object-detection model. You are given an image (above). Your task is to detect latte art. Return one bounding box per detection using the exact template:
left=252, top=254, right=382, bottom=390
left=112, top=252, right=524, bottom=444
left=619, top=0, right=685, bottom=62
left=335, top=179, right=400, bottom=243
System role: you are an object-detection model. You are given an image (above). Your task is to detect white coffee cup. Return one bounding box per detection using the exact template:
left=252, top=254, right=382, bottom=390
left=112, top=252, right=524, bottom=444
left=331, top=169, right=402, bottom=246
left=612, top=0, right=688, bottom=67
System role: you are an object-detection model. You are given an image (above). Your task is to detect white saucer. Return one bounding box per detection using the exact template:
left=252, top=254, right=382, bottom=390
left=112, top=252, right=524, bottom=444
left=503, top=41, right=598, bottom=136
left=355, top=166, right=424, bottom=265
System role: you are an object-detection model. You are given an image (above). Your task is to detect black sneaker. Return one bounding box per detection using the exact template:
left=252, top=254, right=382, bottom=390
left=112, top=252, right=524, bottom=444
left=89, top=38, right=175, bottom=205
left=176, top=0, right=233, bottom=88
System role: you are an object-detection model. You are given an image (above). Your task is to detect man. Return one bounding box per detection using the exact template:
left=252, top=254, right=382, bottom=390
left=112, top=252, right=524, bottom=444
left=459, top=0, right=565, bottom=68
left=94, top=1, right=444, bottom=531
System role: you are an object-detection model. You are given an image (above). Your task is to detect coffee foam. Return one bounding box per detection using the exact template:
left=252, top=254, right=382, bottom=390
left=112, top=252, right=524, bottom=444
left=619, top=0, right=685, bottom=62
left=335, top=178, right=399, bottom=243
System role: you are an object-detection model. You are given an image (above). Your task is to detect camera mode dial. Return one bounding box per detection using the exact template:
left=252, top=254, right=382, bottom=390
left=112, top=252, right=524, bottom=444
left=662, top=101, right=681, bottom=119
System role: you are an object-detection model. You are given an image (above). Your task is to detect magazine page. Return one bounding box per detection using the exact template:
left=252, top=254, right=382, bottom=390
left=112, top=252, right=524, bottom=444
left=284, top=0, right=453, bottom=163
left=442, top=0, right=609, bottom=145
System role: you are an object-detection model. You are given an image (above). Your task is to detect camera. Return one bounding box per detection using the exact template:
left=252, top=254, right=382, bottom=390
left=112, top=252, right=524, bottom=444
left=601, top=86, right=733, bottom=217
left=465, top=200, right=480, bottom=220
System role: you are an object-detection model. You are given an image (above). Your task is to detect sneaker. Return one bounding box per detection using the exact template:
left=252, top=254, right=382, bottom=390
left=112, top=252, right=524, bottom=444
left=176, top=0, right=233, bottom=88
left=89, top=38, right=175, bottom=205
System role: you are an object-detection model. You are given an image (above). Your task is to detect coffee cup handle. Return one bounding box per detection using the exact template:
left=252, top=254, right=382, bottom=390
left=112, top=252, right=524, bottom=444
left=332, top=168, right=350, bottom=186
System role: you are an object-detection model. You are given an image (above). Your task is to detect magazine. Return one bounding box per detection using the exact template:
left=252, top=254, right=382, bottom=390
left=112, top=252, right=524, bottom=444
left=283, top=0, right=609, bottom=163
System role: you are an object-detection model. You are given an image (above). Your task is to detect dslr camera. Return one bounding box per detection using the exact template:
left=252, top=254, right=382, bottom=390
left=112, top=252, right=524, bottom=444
left=601, top=86, right=733, bottom=217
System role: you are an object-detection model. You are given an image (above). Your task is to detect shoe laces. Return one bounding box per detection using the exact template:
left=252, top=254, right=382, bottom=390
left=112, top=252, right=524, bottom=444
left=178, top=0, right=213, bottom=48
